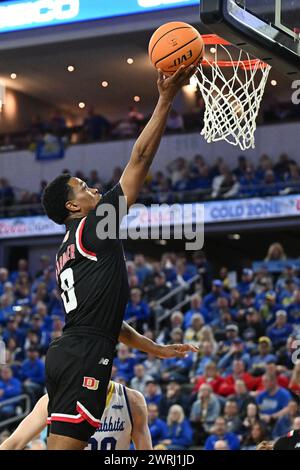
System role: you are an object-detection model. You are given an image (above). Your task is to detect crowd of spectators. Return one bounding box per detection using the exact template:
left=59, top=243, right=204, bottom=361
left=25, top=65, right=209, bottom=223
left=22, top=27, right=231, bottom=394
left=0, top=95, right=299, bottom=153
left=1, top=242, right=300, bottom=450
left=1, top=152, right=299, bottom=217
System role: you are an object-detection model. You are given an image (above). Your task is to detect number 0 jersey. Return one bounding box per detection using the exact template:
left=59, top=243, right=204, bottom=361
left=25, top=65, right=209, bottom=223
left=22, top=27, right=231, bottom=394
left=85, top=381, right=133, bottom=451
left=55, top=183, right=129, bottom=341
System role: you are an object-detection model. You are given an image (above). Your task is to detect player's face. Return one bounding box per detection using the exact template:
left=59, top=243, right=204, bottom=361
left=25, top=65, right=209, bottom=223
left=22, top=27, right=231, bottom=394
left=68, top=177, right=101, bottom=215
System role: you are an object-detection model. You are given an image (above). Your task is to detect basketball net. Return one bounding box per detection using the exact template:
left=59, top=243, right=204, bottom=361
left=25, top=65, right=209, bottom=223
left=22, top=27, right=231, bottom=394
left=194, top=36, right=272, bottom=150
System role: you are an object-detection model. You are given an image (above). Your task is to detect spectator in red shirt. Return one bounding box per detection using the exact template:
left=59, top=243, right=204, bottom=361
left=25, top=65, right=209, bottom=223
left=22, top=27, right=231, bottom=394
left=256, top=357, right=289, bottom=391
left=218, top=359, right=259, bottom=396
left=193, top=361, right=224, bottom=395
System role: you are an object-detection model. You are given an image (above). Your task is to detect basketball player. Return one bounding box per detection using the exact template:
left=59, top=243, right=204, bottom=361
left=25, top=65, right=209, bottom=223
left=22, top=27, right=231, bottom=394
left=41, top=64, right=197, bottom=450
left=0, top=381, right=152, bottom=450
left=273, top=429, right=300, bottom=450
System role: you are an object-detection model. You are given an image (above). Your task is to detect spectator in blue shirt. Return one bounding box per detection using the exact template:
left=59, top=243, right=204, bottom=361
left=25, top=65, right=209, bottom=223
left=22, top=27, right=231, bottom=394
left=211, top=309, right=234, bottom=333
left=20, top=347, right=45, bottom=405
left=148, top=403, right=168, bottom=446
left=272, top=400, right=299, bottom=439
left=161, top=405, right=193, bottom=449
left=259, top=169, right=283, bottom=197
left=0, top=366, right=22, bottom=418
left=174, top=257, right=198, bottom=283
left=124, top=288, right=150, bottom=333
left=204, top=416, right=240, bottom=450
left=183, top=294, right=210, bottom=328
left=134, top=254, right=152, bottom=285
left=275, top=265, right=300, bottom=291
left=287, top=290, right=300, bottom=324
left=218, top=338, right=250, bottom=375
left=256, top=373, right=292, bottom=420
left=256, top=291, right=283, bottom=325
left=250, top=336, right=277, bottom=374
left=144, top=380, right=162, bottom=406
left=113, top=344, right=136, bottom=382
left=233, top=155, right=248, bottom=179
left=238, top=166, right=260, bottom=198
left=195, top=341, right=217, bottom=376
left=237, top=269, right=254, bottom=296
left=9, top=259, right=28, bottom=284
left=0, top=268, right=9, bottom=297
left=29, top=314, right=51, bottom=350
left=277, top=279, right=296, bottom=305
left=191, top=165, right=212, bottom=190
left=161, top=352, right=193, bottom=383
left=267, top=310, right=293, bottom=350
left=3, top=317, right=26, bottom=347
left=210, top=296, right=232, bottom=323
left=203, top=280, right=230, bottom=311
left=221, top=324, right=240, bottom=351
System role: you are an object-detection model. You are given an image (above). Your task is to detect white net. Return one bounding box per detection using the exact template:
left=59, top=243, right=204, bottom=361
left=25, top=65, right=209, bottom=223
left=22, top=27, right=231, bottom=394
left=195, top=43, right=271, bottom=150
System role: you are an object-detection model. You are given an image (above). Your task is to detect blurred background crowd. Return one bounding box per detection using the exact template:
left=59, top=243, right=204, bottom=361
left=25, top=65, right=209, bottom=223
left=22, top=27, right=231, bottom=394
left=1, top=152, right=300, bottom=218
left=1, top=241, right=300, bottom=450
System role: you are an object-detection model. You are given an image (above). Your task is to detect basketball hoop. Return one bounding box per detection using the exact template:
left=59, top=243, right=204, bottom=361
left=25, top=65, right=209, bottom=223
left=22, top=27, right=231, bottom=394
left=195, top=34, right=272, bottom=150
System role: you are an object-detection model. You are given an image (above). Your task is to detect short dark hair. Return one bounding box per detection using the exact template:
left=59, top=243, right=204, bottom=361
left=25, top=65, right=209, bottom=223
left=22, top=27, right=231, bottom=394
left=42, top=174, right=72, bottom=225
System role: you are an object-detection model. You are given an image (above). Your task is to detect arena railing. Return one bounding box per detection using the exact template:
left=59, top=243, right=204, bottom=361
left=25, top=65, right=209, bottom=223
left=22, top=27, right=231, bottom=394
left=0, top=394, right=31, bottom=429
left=152, top=274, right=201, bottom=330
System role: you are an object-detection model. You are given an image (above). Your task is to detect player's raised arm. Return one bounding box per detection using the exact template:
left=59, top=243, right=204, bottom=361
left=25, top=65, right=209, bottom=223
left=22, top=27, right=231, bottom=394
left=119, top=321, right=198, bottom=358
left=128, top=389, right=152, bottom=450
left=120, top=65, right=196, bottom=208
left=0, top=395, right=48, bottom=450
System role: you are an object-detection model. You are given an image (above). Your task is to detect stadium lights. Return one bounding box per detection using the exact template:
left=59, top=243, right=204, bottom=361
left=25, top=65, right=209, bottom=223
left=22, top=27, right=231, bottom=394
left=101, top=81, right=109, bottom=88
left=134, top=96, right=140, bottom=102
left=210, top=47, right=216, bottom=54
left=10, top=73, right=17, bottom=79
left=78, top=102, right=85, bottom=109
left=127, top=58, right=134, bottom=64
left=228, top=234, right=241, bottom=240
left=271, top=79, right=277, bottom=86
left=67, top=65, right=75, bottom=72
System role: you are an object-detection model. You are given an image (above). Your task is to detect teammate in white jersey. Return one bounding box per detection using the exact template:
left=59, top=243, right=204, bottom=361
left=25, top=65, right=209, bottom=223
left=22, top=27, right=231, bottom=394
left=0, top=381, right=152, bottom=450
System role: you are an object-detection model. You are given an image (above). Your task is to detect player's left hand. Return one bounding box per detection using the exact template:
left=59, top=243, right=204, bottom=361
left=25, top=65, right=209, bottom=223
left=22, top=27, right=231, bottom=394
left=156, top=343, right=199, bottom=359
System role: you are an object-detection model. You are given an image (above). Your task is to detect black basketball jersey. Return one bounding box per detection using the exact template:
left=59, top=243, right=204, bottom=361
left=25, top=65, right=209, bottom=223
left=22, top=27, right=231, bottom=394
left=55, top=183, right=129, bottom=341
left=274, top=430, right=300, bottom=450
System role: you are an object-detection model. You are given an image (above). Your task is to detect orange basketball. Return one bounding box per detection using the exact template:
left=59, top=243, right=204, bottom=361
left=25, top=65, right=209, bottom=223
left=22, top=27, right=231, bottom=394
left=148, top=21, right=204, bottom=76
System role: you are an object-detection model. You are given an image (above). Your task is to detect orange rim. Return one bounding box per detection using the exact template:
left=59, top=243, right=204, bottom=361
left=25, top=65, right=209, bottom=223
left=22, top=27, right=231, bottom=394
left=201, top=34, right=268, bottom=69
left=202, top=34, right=231, bottom=46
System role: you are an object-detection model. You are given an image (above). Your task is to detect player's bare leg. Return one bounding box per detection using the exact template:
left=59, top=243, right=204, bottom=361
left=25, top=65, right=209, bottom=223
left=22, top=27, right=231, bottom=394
left=47, top=434, right=86, bottom=450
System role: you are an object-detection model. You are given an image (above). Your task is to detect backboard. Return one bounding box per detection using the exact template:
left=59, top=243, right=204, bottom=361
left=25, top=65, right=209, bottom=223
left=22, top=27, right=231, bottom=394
left=200, top=0, right=300, bottom=79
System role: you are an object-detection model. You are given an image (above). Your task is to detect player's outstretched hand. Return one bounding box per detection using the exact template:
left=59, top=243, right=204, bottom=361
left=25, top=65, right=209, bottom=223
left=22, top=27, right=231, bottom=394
left=157, top=64, right=196, bottom=102
left=157, top=343, right=199, bottom=359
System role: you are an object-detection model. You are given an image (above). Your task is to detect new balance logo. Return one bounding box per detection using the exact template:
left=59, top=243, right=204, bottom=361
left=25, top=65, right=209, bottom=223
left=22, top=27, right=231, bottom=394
left=112, top=404, right=124, bottom=410
left=98, top=358, right=110, bottom=365
left=83, top=376, right=99, bottom=391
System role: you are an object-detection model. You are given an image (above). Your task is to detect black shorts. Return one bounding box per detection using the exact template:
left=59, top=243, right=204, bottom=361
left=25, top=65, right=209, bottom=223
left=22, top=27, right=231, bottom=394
left=45, top=328, right=115, bottom=442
